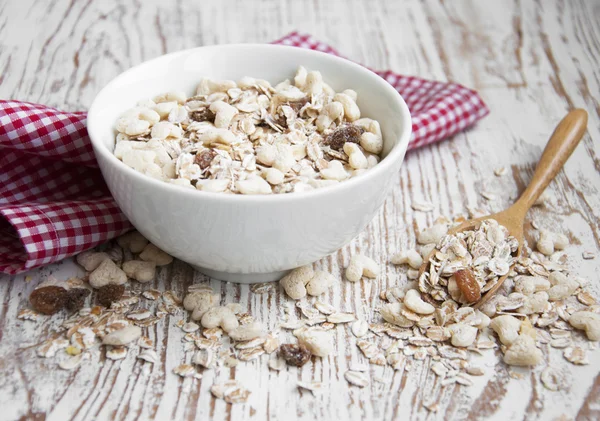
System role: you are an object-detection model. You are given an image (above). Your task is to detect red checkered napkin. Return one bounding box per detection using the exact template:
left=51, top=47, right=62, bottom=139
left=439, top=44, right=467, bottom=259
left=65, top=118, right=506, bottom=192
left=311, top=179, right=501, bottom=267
left=0, top=32, right=488, bottom=275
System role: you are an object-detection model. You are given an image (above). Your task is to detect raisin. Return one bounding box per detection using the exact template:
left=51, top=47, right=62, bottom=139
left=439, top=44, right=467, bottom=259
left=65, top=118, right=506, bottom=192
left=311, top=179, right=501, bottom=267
left=189, top=108, right=215, bottom=123
left=287, top=97, right=309, bottom=113
left=323, top=125, right=364, bottom=151
left=194, top=149, right=217, bottom=170
left=279, top=343, right=311, bottom=367
left=454, top=268, right=481, bottom=303
left=65, top=288, right=91, bottom=312
left=97, top=284, right=125, bottom=307
left=29, top=286, right=68, bottom=315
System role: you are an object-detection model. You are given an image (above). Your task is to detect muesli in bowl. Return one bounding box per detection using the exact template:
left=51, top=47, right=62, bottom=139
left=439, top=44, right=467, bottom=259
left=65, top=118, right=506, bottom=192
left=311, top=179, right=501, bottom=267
left=114, top=67, right=383, bottom=194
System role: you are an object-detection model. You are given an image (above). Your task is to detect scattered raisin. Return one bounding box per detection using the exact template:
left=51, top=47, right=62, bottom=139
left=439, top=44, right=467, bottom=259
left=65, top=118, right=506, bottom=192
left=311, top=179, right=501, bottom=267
left=189, top=108, right=215, bottom=123
left=29, top=286, right=68, bottom=315
left=279, top=343, right=311, bottom=367
left=194, top=149, right=217, bottom=170
left=323, top=125, right=364, bottom=151
left=65, top=288, right=91, bottom=312
left=287, top=97, right=309, bottom=113
left=97, top=284, right=125, bottom=307
left=454, top=268, right=481, bottom=303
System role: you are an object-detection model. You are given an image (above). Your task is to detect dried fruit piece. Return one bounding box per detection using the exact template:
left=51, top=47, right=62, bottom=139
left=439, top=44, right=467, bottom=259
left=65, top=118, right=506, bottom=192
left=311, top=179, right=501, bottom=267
left=454, top=269, right=481, bottom=303
left=97, top=284, right=125, bottom=307
left=279, top=343, right=311, bottom=367
left=65, top=288, right=91, bottom=312
left=323, top=124, right=363, bottom=151
left=194, top=149, right=217, bottom=170
left=287, top=97, right=309, bottom=113
left=189, top=108, right=215, bottom=123
left=29, top=286, right=68, bottom=315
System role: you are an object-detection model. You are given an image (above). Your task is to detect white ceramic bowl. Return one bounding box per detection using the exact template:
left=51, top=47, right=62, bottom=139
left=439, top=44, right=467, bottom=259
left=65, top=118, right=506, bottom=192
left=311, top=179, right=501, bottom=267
left=87, top=44, right=411, bottom=283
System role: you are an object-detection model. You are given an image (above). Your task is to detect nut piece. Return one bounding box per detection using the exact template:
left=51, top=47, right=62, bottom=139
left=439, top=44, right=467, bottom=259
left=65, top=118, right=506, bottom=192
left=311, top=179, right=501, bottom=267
left=116, top=231, right=149, bottom=253
left=517, top=291, right=549, bottom=315
left=88, top=259, right=127, bottom=289
left=306, top=271, right=335, bottom=296
left=447, top=324, right=478, bottom=347
left=380, top=303, right=415, bottom=328
left=514, top=276, right=551, bottom=296
left=403, top=289, right=435, bottom=315
left=490, top=315, right=522, bottom=346
left=296, top=330, right=334, bottom=357
left=200, top=306, right=239, bottom=333
left=390, top=250, right=423, bottom=269
left=454, top=269, right=481, bottom=303
left=139, top=243, right=173, bottom=266
left=280, top=343, right=312, bottom=366
left=280, top=265, right=314, bottom=300
left=122, top=260, right=156, bottom=283
left=503, top=334, right=542, bottom=366
left=102, top=325, right=142, bottom=346
left=568, top=311, right=600, bottom=341
left=76, top=251, right=110, bottom=271
left=97, top=284, right=125, bottom=307
left=29, top=286, right=68, bottom=315
left=228, top=322, right=265, bottom=342
left=417, top=224, right=448, bottom=245
left=345, top=254, right=379, bottom=282
left=184, top=289, right=219, bottom=320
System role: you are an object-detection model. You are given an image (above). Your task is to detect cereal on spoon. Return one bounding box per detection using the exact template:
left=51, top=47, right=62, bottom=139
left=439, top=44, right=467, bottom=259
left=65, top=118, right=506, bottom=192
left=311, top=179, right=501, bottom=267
left=113, top=67, right=383, bottom=194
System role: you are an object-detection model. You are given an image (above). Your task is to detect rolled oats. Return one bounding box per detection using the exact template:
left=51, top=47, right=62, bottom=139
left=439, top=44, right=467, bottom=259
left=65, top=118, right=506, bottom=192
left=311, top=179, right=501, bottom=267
left=344, top=370, right=369, bottom=387
left=114, top=68, right=382, bottom=194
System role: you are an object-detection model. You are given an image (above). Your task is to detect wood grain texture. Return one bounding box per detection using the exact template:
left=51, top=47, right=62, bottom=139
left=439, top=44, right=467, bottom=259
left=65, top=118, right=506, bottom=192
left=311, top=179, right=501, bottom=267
left=1, top=0, right=599, bottom=420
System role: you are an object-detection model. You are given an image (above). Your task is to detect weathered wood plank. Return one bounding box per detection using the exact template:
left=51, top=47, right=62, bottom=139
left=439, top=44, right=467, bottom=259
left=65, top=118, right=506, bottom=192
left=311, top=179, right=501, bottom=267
left=0, top=1, right=599, bottom=420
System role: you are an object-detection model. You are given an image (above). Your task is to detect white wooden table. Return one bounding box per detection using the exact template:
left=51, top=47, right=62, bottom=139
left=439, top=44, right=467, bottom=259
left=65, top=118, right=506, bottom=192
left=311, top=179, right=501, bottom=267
left=1, top=1, right=599, bottom=420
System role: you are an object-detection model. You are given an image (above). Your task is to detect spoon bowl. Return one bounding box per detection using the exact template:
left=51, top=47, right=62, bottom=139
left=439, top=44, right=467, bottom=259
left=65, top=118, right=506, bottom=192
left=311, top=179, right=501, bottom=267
left=418, top=109, right=588, bottom=309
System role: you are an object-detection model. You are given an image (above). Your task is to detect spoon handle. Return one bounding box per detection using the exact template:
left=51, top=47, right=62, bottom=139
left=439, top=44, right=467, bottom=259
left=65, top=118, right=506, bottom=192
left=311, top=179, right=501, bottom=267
left=514, top=109, right=588, bottom=213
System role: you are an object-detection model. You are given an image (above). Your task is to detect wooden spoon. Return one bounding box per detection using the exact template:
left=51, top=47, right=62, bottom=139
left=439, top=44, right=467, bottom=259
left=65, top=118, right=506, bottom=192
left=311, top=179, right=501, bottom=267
left=418, top=109, right=588, bottom=310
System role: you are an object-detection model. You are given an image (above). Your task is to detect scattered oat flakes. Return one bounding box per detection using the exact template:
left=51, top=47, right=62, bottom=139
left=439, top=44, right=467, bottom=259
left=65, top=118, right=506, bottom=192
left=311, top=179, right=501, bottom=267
left=541, top=366, right=562, bottom=391
left=412, top=200, right=434, bottom=212
left=582, top=251, right=595, bottom=260
left=577, top=291, right=596, bottom=306
left=297, top=381, right=324, bottom=395
left=315, top=301, right=336, bottom=315
left=107, top=346, right=128, bottom=360
left=127, top=309, right=152, bottom=320
left=59, top=353, right=87, bottom=370
left=224, top=356, right=239, bottom=367
left=466, top=366, right=485, bottom=376
left=481, top=191, right=497, bottom=201
left=269, top=357, right=286, bottom=371
left=250, top=283, right=275, bottom=294
left=424, top=402, right=439, bottom=412
left=564, top=347, right=589, bottom=365
left=238, top=347, right=265, bottom=361
left=138, top=349, right=159, bottom=364
left=211, top=381, right=250, bottom=403
left=263, top=334, right=280, bottom=354
left=173, top=364, right=202, bottom=378
left=494, top=167, right=507, bottom=176
left=193, top=350, right=215, bottom=368
left=344, top=370, right=369, bottom=387
left=18, top=308, right=41, bottom=321
left=351, top=319, right=369, bottom=338
left=142, top=289, right=162, bottom=300
left=327, top=312, right=355, bottom=324
left=182, top=322, right=200, bottom=333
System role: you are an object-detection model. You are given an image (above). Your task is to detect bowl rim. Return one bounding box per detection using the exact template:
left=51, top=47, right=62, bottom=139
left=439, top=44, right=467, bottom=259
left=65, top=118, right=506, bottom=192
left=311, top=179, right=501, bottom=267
left=87, top=43, right=412, bottom=204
